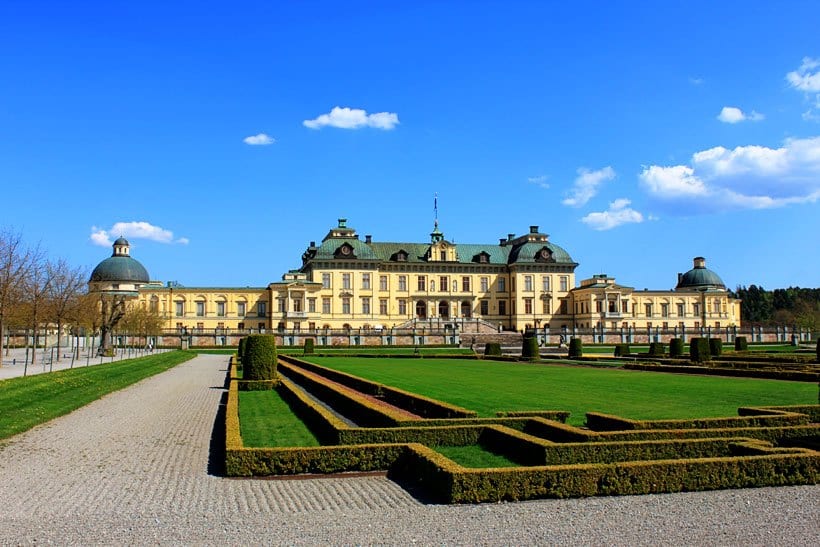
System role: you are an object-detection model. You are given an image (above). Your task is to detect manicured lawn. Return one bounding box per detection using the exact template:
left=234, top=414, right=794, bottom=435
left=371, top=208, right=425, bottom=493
left=238, top=389, right=319, bottom=447
left=434, top=445, right=519, bottom=468
left=307, top=357, right=817, bottom=426
left=0, top=351, right=196, bottom=440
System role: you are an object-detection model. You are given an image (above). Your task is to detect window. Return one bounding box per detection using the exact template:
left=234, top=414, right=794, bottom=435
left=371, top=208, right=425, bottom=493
left=308, top=298, right=316, bottom=313
left=608, top=300, right=617, bottom=313
left=175, top=301, right=184, bottom=317
left=342, top=273, right=351, bottom=290
left=398, top=299, right=407, bottom=315
left=217, top=301, right=226, bottom=317
left=322, top=273, right=331, bottom=289
left=322, top=297, right=331, bottom=314
left=559, top=276, right=568, bottom=292
left=196, top=301, right=205, bottom=317
left=278, top=299, right=286, bottom=312
left=293, top=298, right=302, bottom=313
left=480, top=300, right=489, bottom=315
left=524, top=298, right=533, bottom=314
left=693, top=303, right=701, bottom=316
left=379, top=299, right=388, bottom=315
left=237, top=302, right=246, bottom=317
left=462, top=276, right=470, bottom=292
left=342, top=297, right=351, bottom=314
left=439, top=250, right=446, bottom=261
left=461, top=301, right=472, bottom=317
left=662, top=322, right=669, bottom=330
left=257, top=302, right=266, bottom=317
left=524, top=275, right=533, bottom=292
left=398, top=275, right=407, bottom=291
left=498, top=300, right=507, bottom=315
left=293, top=322, right=300, bottom=332
left=596, top=301, right=602, bottom=313
left=622, top=301, right=629, bottom=313
left=542, top=276, right=550, bottom=291
left=677, top=303, right=685, bottom=317
left=440, top=276, right=448, bottom=292
left=149, top=297, right=158, bottom=313
left=238, top=322, right=245, bottom=330
left=379, top=275, right=388, bottom=291
left=644, top=303, right=653, bottom=317
left=713, top=299, right=721, bottom=314
left=498, top=277, right=506, bottom=292
left=480, top=277, right=489, bottom=292
left=417, top=276, right=426, bottom=291
left=197, top=322, right=204, bottom=331
left=542, top=299, right=551, bottom=314
left=361, top=297, right=370, bottom=315
left=661, top=303, right=669, bottom=317
left=308, top=322, right=315, bottom=331
left=362, top=273, right=371, bottom=289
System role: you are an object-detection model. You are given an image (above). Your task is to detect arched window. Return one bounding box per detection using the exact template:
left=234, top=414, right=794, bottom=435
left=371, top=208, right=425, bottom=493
left=461, top=301, right=472, bottom=318
left=439, top=301, right=450, bottom=319
left=416, top=301, right=427, bottom=319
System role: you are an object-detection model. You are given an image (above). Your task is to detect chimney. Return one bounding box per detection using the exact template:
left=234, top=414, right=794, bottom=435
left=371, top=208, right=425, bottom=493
left=338, top=218, right=347, bottom=228
left=365, top=235, right=372, bottom=244
left=499, top=238, right=506, bottom=245
left=507, top=233, right=515, bottom=241
left=309, top=241, right=315, bottom=248
left=693, top=256, right=706, bottom=268
left=529, top=225, right=539, bottom=234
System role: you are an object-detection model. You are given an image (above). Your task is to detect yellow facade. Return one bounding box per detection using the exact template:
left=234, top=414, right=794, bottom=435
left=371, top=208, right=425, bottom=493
left=133, top=220, right=741, bottom=334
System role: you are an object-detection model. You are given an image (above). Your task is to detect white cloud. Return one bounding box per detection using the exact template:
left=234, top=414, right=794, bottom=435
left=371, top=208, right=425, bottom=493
left=243, top=133, right=275, bottom=145
left=90, top=221, right=189, bottom=247
left=581, top=199, right=644, bottom=231
left=561, top=166, right=616, bottom=207
left=527, top=175, right=549, bottom=189
left=303, top=107, right=400, bottom=130
left=786, top=57, right=820, bottom=92
left=640, top=136, right=820, bottom=211
left=717, top=106, right=764, bottom=124
left=689, top=77, right=704, bottom=86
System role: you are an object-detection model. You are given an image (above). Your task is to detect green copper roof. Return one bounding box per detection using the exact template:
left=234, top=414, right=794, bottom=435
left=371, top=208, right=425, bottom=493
left=675, top=258, right=726, bottom=290
left=90, top=256, right=150, bottom=283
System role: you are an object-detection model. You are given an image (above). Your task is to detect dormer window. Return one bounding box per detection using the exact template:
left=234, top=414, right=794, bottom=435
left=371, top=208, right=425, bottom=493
left=334, top=243, right=356, bottom=259
left=473, top=251, right=490, bottom=264
left=393, top=250, right=408, bottom=262
left=535, top=247, right=554, bottom=263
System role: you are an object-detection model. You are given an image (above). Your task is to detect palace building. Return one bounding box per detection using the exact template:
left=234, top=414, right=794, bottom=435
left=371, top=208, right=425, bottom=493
left=122, top=218, right=741, bottom=335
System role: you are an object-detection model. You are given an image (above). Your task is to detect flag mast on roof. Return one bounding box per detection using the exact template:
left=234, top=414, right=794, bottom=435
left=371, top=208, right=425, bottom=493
left=431, top=192, right=443, bottom=243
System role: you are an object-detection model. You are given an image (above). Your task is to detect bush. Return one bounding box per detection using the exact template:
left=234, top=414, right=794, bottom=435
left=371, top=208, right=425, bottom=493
left=304, top=339, right=314, bottom=354
left=237, top=337, right=246, bottom=362
left=649, top=342, right=665, bottom=357
left=816, top=339, right=819, bottom=363
left=568, top=338, right=583, bottom=358
left=735, top=336, right=748, bottom=351
left=709, top=338, right=723, bottom=357
left=614, top=344, right=630, bottom=357
left=244, top=334, right=277, bottom=381
left=484, top=343, right=502, bottom=357
left=689, top=338, right=711, bottom=363
left=521, top=333, right=539, bottom=360
left=669, top=338, right=684, bottom=357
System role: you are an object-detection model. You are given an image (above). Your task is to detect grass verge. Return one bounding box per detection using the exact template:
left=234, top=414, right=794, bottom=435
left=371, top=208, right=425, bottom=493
left=238, top=389, right=320, bottom=447
left=0, top=351, right=195, bottom=440
left=434, top=445, right=520, bottom=468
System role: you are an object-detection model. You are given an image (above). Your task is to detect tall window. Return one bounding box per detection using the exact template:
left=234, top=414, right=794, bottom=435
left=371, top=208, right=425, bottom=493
left=439, top=250, right=446, bottom=261
left=461, top=301, right=471, bottom=317
left=322, top=297, right=331, bottom=314
left=693, top=303, right=700, bottom=316
left=379, top=275, right=388, bottom=291
left=462, top=276, right=470, bottom=292
left=498, top=300, right=507, bottom=315
left=644, top=303, right=653, bottom=317
left=398, top=275, right=407, bottom=291
left=398, top=299, right=407, bottom=315
left=308, top=298, right=316, bottom=313
left=559, top=276, right=568, bottom=292
left=293, top=298, right=302, bottom=313
left=542, top=276, right=550, bottom=291
left=237, top=302, right=246, bottom=317
left=342, top=273, right=351, bottom=290
left=175, top=301, right=184, bottom=317
left=342, top=297, right=351, bottom=314
left=542, top=299, right=551, bottom=314
left=322, top=273, right=331, bottom=289
left=480, top=300, right=489, bottom=315
left=439, top=276, right=448, bottom=292
left=278, top=298, right=286, bottom=312
left=524, top=275, right=533, bottom=292
left=217, top=301, right=226, bottom=317
left=677, top=303, right=685, bottom=317
left=524, top=298, right=533, bottom=314
left=361, top=297, right=370, bottom=315
left=361, top=273, right=371, bottom=289
left=661, top=303, right=669, bottom=317
left=480, top=277, right=489, bottom=292
left=417, top=276, right=426, bottom=291
left=196, top=302, right=205, bottom=317
left=257, top=302, right=266, bottom=317
left=149, top=297, right=158, bottom=313
left=379, top=299, right=388, bottom=315
left=498, top=277, right=506, bottom=292
left=713, top=299, right=721, bottom=314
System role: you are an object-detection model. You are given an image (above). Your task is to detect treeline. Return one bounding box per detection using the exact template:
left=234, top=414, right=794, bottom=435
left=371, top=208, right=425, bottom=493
left=732, top=285, right=820, bottom=329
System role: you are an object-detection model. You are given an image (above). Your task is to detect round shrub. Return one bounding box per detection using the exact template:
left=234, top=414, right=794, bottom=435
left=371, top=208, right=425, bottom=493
left=689, top=337, right=710, bottom=363
left=484, top=343, right=502, bottom=357
left=614, top=343, right=630, bottom=357
left=521, top=333, right=539, bottom=359
left=734, top=336, right=748, bottom=351
left=669, top=338, right=684, bottom=358
left=568, top=338, right=583, bottom=358
left=243, top=334, right=277, bottom=381
left=709, top=338, right=723, bottom=357
left=304, top=338, right=315, bottom=354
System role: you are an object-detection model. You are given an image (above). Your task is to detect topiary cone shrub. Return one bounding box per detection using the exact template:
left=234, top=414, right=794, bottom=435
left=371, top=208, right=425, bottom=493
left=649, top=342, right=665, bottom=357
left=709, top=338, right=723, bottom=357
left=734, top=336, right=748, bottom=351
left=521, top=333, right=539, bottom=360
left=816, top=338, right=819, bottom=363
left=484, top=343, right=502, bottom=357
left=244, top=334, right=277, bottom=381
left=304, top=338, right=315, bottom=355
left=237, top=337, right=246, bottom=362
left=568, top=338, right=583, bottom=358
left=669, top=338, right=684, bottom=358
left=689, top=337, right=710, bottom=364
left=614, top=343, right=630, bottom=357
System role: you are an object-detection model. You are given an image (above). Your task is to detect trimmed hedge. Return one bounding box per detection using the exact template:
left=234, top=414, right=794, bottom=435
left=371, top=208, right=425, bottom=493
left=669, top=338, right=684, bottom=358
left=303, top=338, right=314, bottom=354
left=568, top=338, right=583, bottom=358
left=521, top=334, right=539, bottom=360
left=689, top=337, right=710, bottom=363
left=735, top=336, right=748, bottom=351
left=614, top=344, right=630, bottom=357
left=484, top=343, right=502, bottom=357
left=649, top=342, right=665, bottom=357
left=816, top=338, right=819, bottom=363
left=622, top=362, right=819, bottom=382
left=585, top=409, right=809, bottom=432
left=244, top=334, right=277, bottom=381
left=237, top=337, right=247, bottom=362
left=709, top=338, right=723, bottom=357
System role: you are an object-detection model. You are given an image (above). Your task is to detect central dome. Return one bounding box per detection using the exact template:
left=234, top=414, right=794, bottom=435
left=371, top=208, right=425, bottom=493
left=675, top=257, right=725, bottom=290
left=89, top=237, right=150, bottom=284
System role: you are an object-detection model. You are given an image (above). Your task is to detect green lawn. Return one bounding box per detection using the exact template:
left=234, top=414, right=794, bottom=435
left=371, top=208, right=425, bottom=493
left=307, top=357, right=817, bottom=426
left=0, top=351, right=195, bottom=440
left=434, top=445, right=520, bottom=468
left=238, top=389, right=320, bottom=447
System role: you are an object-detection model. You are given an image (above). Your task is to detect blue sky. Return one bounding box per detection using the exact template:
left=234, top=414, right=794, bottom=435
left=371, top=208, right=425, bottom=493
left=2, top=1, right=818, bottom=291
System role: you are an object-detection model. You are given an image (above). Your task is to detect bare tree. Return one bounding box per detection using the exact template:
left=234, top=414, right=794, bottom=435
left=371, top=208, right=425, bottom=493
left=120, top=304, right=164, bottom=349
left=98, top=294, right=129, bottom=356
left=45, top=259, right=88, bottom=362
left=21, top=257, right=54, bottom=368
left=0, top=229, right=36, bottom=358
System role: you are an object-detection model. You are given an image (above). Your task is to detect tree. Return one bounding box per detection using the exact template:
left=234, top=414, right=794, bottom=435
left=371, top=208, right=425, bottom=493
left=21, top=257, right=54, bottom=368
left=44, top=259, right=88, bottom=362
left=119, top=305, right=164, bottom=349
left=0, top=229, right=36, bottom=357
left=97, top=294, right=129, bottom=356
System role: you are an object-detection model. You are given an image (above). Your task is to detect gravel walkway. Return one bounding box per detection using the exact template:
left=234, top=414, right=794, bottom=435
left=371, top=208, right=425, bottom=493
left=0, top=353, right=817, bottom=545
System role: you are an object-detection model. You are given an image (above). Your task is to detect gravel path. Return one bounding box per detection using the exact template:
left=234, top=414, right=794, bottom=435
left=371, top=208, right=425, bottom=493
left=0, top=353, right=817, bottom=545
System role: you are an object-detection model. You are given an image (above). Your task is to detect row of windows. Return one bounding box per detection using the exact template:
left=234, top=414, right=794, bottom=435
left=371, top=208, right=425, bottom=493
left=173, top=301, right=264, bottom=317
left=319, top=273, right=569, bottom=293
left=576, top=300, right=727, bottom=317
